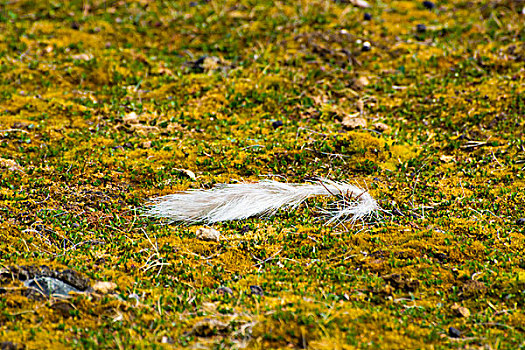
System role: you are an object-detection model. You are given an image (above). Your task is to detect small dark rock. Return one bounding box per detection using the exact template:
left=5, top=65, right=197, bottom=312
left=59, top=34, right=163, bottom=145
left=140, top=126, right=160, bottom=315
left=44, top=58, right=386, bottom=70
left=448, top=326, right=461, bottom=338
left=249, top=285, right=264, bottom=296
left=189, top=1, right=198, bottom=6
left=194, top=56, right=207, bottom=67
left=24, top=276, right=81, bottom=298
left=416, top=24, right=427, bottom=33
left=363, top=12, right=372, bottom=20
left=0, top=341, right=24, bottom=350
left=422, top=1, right=435, bottom=10
left=189, top=55, right=222, bottom=73
left=434, top=252, right=448, bottom=262
left=70, top=21, right=80, bottom=30
left=3, top=265, right=91, bottom=299
left=216, top=286, right=233, bottom=295
left=272, top=120, right=284, bottom=129
left=516, top=218, right=525, bottom=225
left=56, top=269, right=91, bottom=291
left=361, top=41, right=371, bottom=52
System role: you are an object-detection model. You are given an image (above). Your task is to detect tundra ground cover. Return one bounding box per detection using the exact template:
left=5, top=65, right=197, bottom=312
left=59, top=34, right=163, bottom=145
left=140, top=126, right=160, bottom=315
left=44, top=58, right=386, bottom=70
left=0, top=0, right=524, bottom=348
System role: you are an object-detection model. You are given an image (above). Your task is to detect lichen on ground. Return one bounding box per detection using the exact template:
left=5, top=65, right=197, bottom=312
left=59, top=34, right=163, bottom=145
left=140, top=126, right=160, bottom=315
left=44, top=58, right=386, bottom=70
left=0, top=0, right=524, bottom=349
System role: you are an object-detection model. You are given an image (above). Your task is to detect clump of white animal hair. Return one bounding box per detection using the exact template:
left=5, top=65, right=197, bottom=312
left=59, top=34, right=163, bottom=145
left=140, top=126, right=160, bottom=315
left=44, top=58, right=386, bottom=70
left=144, top=179, right=379, bottom=224
left=316, top=179, right=380, bottom=225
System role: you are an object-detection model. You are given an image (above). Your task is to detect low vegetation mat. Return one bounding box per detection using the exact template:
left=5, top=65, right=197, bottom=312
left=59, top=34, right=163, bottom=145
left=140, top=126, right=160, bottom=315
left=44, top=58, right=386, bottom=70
left=0, top=0, right=524, bottom=348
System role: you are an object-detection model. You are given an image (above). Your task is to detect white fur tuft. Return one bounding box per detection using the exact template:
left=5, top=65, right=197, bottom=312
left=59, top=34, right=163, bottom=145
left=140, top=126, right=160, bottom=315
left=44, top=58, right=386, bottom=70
left=145, top=179, right=379, bottom=224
